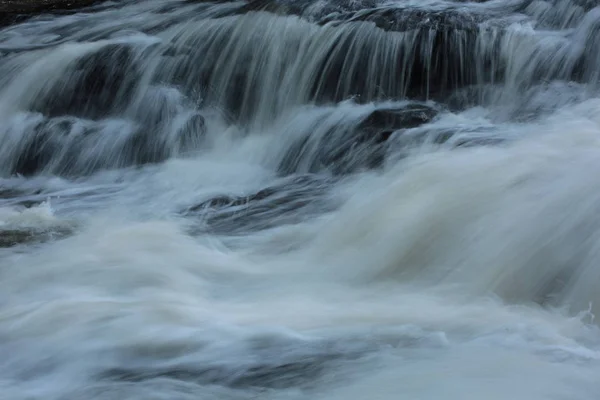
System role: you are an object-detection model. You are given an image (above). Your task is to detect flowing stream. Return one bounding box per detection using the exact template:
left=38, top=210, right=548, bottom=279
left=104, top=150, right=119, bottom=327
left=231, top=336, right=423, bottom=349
left=2, top=0, right=600, bottom=398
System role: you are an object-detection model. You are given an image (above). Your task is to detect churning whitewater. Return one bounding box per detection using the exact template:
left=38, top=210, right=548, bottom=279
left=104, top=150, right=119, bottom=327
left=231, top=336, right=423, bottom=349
left=1, top=0, right=600, bottom=398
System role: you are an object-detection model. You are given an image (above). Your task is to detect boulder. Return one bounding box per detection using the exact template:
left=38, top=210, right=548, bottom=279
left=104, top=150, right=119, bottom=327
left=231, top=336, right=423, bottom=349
left=278, top=103, right=439, bottom=175
left=0, top=0, right=103, bottom=27
left=12, top=117, right=76, bottom=176
left=7, top=108, right=206, bottom=177
left=225, top=0, right=509, bottom=102
left=182, top=174, right=336, bottom=234
left=0, top=226, right=73, bottom=247
left=31, top=43, right=142, bottom=119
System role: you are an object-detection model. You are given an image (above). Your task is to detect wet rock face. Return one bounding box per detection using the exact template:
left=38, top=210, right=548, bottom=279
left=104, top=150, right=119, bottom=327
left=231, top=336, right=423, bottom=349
left=277, top=102, right=508, bottom=177
left=0, top=188, right=75, bottom=247
left=570, top=0, right=600, bottom=11
left=12, top=117, right=74, bottom=177
left=357, top=104, right=440, bottom=136
left=182, top=174, right=337, bottom=234
left=321, top=7, right=486, bottom=32
left=226, top=0, right=506, bottom=105
left=103, top=359, right=327, bottom=390
left=278, top=103, right=440, bottom=176
left=6, top=111, right=206, bottom=177
left=31, top=44, right=142, bottom=120
left=322, top=12, right=499, bottom=101
left=10, top=118, right=80, bottom=176
left=0, top=0, right=103, bottom=27
left=0, top=0, right=529, bottom=180
left=0, top=226, right=72, bottom=248
left=100, top=333, right=370, bottom=391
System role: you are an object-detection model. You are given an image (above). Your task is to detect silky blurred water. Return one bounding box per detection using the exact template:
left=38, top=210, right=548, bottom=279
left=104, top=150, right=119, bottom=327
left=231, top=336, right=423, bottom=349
left=1, top=0, right=600, bottom=399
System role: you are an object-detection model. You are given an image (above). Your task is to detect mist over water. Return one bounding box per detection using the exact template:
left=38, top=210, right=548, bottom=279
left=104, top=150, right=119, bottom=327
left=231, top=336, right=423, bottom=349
left=2, top=0, right=600, bottom=398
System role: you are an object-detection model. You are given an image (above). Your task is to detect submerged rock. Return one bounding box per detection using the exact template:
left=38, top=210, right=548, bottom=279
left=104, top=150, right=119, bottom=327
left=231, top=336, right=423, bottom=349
left=0, top=187, right=39, bottom=201
left=0, top=226, right=72, bottom=248
left=182, top=174, right=336, bottom=235
left=5, top=99, right=207, bottom=177
left=103, top=359, right=327, bottom=390
left=356, top=104, right=440, bottom=137
left=277, top=103, right=509, bottom=176
left=143, top=1, right=506, bottom=123
left=31, top=43, right=143, bottom=119
left=0, top=0, right=103, bottom=27
left=11, top=117, right=77, bottom=177
left=225, top=0, right=508, bottom=102
left=278, top=103, right=440, bottom=175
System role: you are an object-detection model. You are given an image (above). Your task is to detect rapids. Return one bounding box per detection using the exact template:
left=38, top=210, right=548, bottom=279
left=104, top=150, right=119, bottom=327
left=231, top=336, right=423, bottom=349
left=1, top=0, right=600, bottom=399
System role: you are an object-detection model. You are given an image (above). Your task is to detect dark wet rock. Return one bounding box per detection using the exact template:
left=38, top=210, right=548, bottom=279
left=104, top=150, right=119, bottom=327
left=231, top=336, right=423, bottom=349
left=201, top=0, right=597, bottom=106
left=447, top=81, right=592, bottom=121
left=454, top=136, right=505, bottom=147
left=123, top=88, right=207, bottom=166
left=156, top=52, right=255, bottom=123
left=101, top=333, right=368, bottom=390
left=122, top=118, right=207, bottom=168
left=8, top=84, right=207, bottom=176
left=238, top=0, right=391, bottom=20
left=413, top=127, right=504, bottom=148
left=570, top=11, right=600, bottom=83
left=185, top=176, right=311, bottom=213
left=183, top=174, right=337, bottom=235
left=277, top=103, right=510, bottom=177
left=236, top=1, right=600, bottom=105
left=443, top=85, right=500, bottom=112
left=31, top=43, right=143, bottom=119
left=238, top=0, right=519, bottom=24
left=0, top=187, right=39, bottom=200
left=12, top=117, right=77, bottom=176
left=234, top=0, right=352, bottom=17
left=103, top=360, right=328, bottom=389
left=568, top=0, right=600, bottom=11
left=315, top=11, right=500, bottom=101
left=177, top=112, right=207, bottom=150
left=0, top=226, right=73, bottom=248
left=7, top=115, right=127, bottom=177
left=146, top=1, right=507, bottom=121
left=278, top=103, right=439, bottom=175
left=181, top=0, right=240, bottom=4
left=0, top=229, right=38, bottom=247
left=321, top=7, right=486, bottom=32
left=385, top=125, right=506, bottom=159
left=236, top=0, right=304, bottom=15
left=216, top=1, right=508, bottom=108
left=0, top=0, right=103, bottom=27
left=357, top=104, right=440, bottom=136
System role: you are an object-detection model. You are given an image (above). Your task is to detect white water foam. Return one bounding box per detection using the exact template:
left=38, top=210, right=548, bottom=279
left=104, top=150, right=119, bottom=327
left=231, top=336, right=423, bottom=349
left=1, top=0, right=600, bottom=399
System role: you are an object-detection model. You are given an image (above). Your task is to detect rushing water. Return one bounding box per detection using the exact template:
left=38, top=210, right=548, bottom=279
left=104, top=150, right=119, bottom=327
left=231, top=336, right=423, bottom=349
left=1, top=0, right=600, bottom=398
